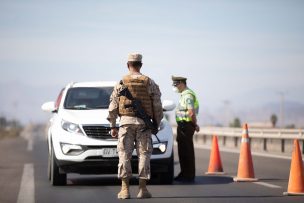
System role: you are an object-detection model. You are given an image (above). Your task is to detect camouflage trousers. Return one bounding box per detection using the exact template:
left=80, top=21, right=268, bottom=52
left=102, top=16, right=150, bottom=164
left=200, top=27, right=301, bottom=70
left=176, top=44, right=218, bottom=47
left=117, top=124, right=153, bottom=179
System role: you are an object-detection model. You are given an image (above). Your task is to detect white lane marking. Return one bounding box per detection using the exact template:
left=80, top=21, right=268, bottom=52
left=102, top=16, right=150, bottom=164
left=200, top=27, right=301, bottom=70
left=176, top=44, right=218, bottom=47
left=253, top=181, right=282, bottom=188
left=250, top=151, right=291, bottom=160
left=17, top=163, right=35, bottom=203
left=193, top=143, right=291, bottom=160
left=20, top=126, right=33, bottom=151
left=27, top=139, right=33, bottom=151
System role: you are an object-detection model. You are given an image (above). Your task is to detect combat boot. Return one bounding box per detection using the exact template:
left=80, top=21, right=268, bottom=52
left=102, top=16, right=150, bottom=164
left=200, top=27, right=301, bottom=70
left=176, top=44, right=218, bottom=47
left=117, top=178, right=130, bottom=199
left=137, top=179, right=152, bottom=199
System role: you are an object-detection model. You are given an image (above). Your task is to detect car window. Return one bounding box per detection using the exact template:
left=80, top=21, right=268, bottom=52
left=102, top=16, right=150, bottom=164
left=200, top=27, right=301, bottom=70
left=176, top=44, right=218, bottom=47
left=64, top=87, right=113, bottom=110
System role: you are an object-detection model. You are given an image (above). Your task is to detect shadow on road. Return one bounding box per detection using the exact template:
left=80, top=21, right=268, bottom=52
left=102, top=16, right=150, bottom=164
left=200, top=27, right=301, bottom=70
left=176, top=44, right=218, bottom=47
left=68, top=175, right=157, bottom=186
left=67, top=175, right=121, bottom=186
left=66, top=174, right=234, bottom=186
left=152, top=195, right=284, bottom=199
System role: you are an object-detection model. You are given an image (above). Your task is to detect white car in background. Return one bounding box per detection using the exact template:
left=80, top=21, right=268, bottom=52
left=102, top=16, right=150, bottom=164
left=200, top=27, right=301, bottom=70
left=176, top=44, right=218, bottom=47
left=41, top=81, right=176, bottom=186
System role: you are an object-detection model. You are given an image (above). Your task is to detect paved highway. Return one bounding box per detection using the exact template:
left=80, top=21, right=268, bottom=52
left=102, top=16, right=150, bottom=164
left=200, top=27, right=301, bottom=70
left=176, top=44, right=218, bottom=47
left=1, top=125, right=304, bottom=203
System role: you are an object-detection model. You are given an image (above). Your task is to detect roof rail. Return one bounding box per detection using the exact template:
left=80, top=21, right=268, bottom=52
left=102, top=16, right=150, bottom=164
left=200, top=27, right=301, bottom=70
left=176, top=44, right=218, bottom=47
left=66, top=81, right=76, bottom=88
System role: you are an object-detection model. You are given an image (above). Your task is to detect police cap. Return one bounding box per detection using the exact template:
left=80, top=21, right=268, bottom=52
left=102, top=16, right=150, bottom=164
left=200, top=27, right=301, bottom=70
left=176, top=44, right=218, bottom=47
left=172, top=75, right=187, bottom=86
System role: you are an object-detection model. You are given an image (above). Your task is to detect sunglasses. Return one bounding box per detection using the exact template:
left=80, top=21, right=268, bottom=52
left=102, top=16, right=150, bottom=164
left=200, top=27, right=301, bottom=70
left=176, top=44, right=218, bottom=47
left=172, top=82, right=181, bottom=87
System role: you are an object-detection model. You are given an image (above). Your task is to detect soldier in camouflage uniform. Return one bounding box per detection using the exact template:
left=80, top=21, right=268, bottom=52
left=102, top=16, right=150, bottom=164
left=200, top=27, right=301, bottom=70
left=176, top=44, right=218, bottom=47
left=107, top=53, right=163, bottom=199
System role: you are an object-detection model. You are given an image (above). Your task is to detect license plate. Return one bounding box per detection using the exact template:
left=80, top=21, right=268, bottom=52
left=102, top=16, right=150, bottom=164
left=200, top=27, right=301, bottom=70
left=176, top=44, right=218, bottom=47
left=100, top=148, right=118, bottom=158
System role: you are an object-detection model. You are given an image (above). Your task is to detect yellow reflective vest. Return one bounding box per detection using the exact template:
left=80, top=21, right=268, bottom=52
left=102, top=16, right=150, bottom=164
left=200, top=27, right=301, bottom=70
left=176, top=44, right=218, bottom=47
left=175, top=88, right=199, bottom=122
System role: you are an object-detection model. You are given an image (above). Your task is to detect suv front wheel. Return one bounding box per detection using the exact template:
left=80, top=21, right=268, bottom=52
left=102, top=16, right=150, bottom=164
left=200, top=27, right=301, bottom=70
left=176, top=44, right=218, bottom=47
left=49, top=146, right=67, bottom=186
left=152, top=151, right=174, bottom=185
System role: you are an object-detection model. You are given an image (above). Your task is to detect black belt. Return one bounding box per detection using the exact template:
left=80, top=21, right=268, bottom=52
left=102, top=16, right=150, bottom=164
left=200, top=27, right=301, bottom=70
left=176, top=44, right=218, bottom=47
left=177, top=121, right=191, bottom=125
left=177, top=121, right=195, bottom=127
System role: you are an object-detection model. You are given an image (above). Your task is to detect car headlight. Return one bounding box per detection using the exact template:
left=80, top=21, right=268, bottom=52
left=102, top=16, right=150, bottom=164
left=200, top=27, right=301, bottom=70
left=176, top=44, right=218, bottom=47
left=153, top=142, right=167, bottom=154
left=61, top=120, right=83, bottom=135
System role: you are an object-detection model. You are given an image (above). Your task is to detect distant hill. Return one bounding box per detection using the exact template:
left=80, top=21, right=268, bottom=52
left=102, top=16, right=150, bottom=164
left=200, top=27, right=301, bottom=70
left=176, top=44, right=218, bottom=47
left=204, top=100, right=304, bottom=128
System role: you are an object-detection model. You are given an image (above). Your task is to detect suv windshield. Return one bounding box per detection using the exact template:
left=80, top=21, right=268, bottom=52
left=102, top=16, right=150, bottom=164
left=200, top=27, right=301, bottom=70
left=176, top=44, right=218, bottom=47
left=64, top=87, right=113, bottom=110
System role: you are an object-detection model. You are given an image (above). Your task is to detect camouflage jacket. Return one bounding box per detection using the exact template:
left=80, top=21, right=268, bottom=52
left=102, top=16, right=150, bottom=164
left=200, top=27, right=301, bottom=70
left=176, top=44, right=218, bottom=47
left=107, top=73, right=163, bottom=128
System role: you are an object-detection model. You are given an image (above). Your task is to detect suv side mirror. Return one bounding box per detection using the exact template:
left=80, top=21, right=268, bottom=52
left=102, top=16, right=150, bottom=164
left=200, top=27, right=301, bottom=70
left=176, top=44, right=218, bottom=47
left=41, top=101, right=56, bottom=112
left=162, top=100, right=176, bottom=111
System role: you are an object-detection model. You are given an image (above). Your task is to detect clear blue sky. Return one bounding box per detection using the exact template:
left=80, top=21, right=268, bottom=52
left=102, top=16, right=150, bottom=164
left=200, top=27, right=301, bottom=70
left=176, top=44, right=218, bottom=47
left=0, top=0, right=303, bottom=125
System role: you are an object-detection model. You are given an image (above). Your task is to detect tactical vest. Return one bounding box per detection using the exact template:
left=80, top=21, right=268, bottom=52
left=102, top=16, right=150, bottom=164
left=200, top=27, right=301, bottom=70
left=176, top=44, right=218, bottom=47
left=119, top=75, right=153, bottom=118
left=175, top=88, right=199, bottom=122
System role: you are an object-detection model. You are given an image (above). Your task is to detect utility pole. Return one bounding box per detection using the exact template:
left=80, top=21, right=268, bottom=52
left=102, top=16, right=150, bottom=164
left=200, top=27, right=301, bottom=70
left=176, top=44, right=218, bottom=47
left=223, top=100, right=231, bottom=127
left=277, top=92, right=285, bottom=128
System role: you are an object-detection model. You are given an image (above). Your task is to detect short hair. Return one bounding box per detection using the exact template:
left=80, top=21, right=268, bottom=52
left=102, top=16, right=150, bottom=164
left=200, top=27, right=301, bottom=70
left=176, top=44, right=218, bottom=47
left=127, top=61, right=142, bottom=68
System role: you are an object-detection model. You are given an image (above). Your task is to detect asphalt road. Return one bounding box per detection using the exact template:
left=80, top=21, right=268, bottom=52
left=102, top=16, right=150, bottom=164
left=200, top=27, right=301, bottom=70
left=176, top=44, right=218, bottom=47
left=1, top=125, right=304, bottom=203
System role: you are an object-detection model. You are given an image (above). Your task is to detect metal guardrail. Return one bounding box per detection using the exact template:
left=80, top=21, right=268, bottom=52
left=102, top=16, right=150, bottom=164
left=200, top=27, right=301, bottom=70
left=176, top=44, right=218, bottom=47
left=197, top=127, right=304, bottom=140
left=173, top=126, right=304, bottom=154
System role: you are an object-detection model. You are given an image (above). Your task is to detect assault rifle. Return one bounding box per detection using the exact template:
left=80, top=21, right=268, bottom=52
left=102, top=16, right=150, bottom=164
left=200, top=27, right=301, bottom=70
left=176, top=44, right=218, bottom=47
left=118, top=81, right=159, bottom=135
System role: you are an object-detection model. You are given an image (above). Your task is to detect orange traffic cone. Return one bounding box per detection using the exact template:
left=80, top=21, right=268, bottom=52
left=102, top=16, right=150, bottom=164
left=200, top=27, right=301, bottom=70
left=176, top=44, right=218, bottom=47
left=283, top=139, right=304, bottom=195
left=234, top=123, right=258, bottom=182
left=205, top=135, right=225, bottom=175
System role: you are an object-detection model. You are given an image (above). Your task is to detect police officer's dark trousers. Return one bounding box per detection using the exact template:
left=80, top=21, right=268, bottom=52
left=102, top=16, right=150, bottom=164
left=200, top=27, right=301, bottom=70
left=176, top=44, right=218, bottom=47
left=176, top=121, right=195, bottom=179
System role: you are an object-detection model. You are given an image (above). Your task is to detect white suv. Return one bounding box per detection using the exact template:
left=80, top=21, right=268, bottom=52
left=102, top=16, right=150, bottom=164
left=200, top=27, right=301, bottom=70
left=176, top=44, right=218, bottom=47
left=41, top=81, right=176, bottom=186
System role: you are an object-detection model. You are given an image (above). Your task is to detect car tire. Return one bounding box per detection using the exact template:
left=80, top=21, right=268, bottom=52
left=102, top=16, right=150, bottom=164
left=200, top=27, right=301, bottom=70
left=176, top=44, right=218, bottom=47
left=47, top=150, right=51, bottom=181
left=50, top=147, right=66, bottom=186
left=157, top=151, right=174, bottom=185
left=47, top=140, right=51, bottom=181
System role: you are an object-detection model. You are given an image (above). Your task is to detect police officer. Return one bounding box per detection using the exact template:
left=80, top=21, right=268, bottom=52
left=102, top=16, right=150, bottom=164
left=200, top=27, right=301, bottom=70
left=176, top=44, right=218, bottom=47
left=107, top=53, right=163, bottom=199
left=172, top=76, right=199, bottom=182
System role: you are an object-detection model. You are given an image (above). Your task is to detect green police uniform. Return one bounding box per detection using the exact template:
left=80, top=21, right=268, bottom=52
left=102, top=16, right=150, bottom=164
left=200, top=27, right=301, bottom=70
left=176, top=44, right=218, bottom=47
left=173, top=76, right=199, bottom=181
left=176, top=88, right=199, bottom=122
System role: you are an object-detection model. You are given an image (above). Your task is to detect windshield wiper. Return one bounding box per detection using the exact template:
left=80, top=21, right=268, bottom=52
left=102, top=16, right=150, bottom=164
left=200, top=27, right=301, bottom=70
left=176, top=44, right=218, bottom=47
left=95, top=105, right=109, bottom=109
left=67, top=105, right=93, bottom=110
